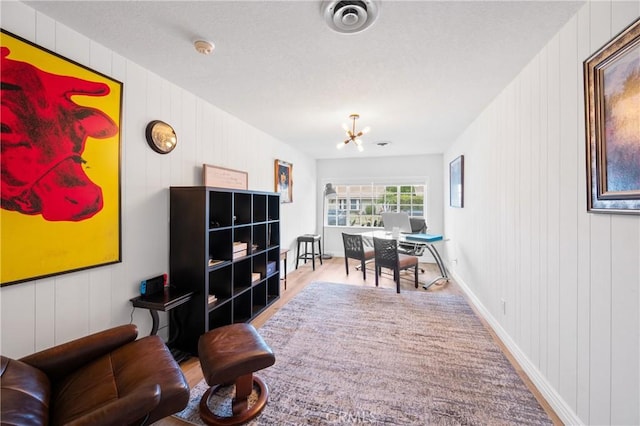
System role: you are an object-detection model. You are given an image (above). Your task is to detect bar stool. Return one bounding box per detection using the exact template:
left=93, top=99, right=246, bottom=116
left=295, top=234, right=322, bottom=270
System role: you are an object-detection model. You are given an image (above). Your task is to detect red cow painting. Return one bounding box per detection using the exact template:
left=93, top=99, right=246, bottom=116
left=1, top=46, right=118, bottom=221
left=1, top=30, right=122, bottom=286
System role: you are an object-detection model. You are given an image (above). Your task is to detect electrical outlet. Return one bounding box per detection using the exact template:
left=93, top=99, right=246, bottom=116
left=501, top=298, right=506, bottom=315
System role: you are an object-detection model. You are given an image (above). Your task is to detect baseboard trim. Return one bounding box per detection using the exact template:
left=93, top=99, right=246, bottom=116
left=448, top=267, right=583, bottom=426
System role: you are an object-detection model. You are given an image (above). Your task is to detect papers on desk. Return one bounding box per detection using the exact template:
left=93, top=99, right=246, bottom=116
left=404, top=233, right=443, bottom=243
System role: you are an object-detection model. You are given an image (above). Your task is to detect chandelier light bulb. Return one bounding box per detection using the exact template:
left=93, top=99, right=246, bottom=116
left=337, top=142, right=346, bottom=149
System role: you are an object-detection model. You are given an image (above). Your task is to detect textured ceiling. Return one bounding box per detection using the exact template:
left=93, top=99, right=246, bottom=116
left=24, top=1, right=584, bottom=159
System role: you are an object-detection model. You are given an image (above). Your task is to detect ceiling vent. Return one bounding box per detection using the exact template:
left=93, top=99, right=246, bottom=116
left=323, top=0, right=379, bottom=34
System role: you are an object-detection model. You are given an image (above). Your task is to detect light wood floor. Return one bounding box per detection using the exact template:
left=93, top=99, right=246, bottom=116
left=155, top=257, right=561, bottom=425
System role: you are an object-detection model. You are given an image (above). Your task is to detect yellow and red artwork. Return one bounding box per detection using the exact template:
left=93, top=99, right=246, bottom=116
left=1, top=29, right=122, bottom=285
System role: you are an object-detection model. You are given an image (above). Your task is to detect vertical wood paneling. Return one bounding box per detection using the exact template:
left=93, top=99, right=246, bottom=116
left=1, top=2, right=35, bottom=38
left=88, top=269, right=112, bottom=333
left=519, top=66, right=532, bottom=357
left=529, top=52, right=542, bottom=369
left=588, top=3, right=613, bottom=424
left=1, top=283, right=36, bottom=356
left=34, top=11, right=55, bottom=51
left=55, top=25, right=89, bottom=65
left=444, top=2, right=640, bottom=424
left=54, top=274, right=89, bottom=344
left=558, top=16, right=579, bottom=409
left=546, top=34, right=561, bottom=389
left=506, top=83, right=517, bottom=336
left=34, top=279, right=55, bottom=351
left=610, top=217, right=640, bottom=424
left=575, top=5, right=592, bottom=422
left=538, top=46, right=550, bottom=376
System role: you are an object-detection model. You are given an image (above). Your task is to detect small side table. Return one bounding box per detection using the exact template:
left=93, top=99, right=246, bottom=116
left=280, top=249, right=289, bottom=290
left=130, top=287, right=193, bottom=363
left=130, top=287, right=193, bottom=336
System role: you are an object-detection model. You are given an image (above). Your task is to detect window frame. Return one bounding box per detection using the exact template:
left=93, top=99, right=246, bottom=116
left=325, top=183, right=426, bottom=228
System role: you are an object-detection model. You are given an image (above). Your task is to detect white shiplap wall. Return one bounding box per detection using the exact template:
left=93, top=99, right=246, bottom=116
left=0, top=2, right=316, bottom=358
left=444, top=2, right=640, bottom=424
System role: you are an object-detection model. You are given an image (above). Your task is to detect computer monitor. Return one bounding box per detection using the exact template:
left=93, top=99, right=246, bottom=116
left=381, top=212, right=412, bottom=234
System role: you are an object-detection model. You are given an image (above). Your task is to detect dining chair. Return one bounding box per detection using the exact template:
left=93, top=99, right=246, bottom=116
left=342, top=233, right=375, bottom=280
left=373, top=237, right=419, bottom=293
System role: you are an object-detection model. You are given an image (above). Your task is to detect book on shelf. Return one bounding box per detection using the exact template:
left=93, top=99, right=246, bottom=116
left=208, top=294, right=218, bottom=304
left=251, top=272, right=261, bottom=283
left=232, top=250, right=247, bottom=260
left=208, top=259, right=226, bottom=267
left=233, top=241, right=248, bottom=252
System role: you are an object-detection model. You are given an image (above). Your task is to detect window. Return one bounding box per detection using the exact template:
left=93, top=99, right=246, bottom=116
left=326, top=184, right=425, bottom=227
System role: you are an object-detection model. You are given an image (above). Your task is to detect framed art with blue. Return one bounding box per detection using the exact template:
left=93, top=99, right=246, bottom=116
left=449, top=155, right=464, bottom=208
left=584, top=18, right=640, bottom=214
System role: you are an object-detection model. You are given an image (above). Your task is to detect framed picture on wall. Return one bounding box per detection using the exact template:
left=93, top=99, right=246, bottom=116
left=0, top=29, right=123, bottom=286
left=584, top=17, right=640, bottom=214
left=275, top=159, right=293, bottom=203
left=450, top=155, right=464, bottom=208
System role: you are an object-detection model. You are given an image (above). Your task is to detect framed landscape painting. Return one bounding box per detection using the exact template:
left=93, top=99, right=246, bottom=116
left=0, top=29, right=123, bottom=286
left=584, top=18, right=640, bottom=214
left=450, top=155, right=464, bottom=208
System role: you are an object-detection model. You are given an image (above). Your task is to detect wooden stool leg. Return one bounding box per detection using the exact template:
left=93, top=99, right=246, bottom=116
left=232, top=373, right=252, bottom=415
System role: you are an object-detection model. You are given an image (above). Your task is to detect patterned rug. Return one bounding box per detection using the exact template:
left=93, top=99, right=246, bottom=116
left=174, top=282, right=552, bottom=425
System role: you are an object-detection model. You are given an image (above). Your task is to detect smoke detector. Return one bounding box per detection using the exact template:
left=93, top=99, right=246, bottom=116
left=323, top=0, right=380, bottom=34
left=194, top=40, right=215, bottom=55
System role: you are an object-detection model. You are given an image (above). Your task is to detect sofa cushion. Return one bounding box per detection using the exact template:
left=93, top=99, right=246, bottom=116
left=0, top=355, right=51, bottom=426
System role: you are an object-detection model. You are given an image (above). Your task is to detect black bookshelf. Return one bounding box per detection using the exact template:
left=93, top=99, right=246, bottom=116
left=169, top=186, right=280, bottom=354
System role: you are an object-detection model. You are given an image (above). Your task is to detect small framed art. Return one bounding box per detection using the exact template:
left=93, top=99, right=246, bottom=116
left=203, top=164, right=248, bottom=190
left=275, top=159, right=293, bottom=203
left=449, top=155, right=464, bottom=208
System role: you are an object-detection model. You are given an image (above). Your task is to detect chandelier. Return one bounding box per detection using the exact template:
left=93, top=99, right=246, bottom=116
left=336, top=114, right=370, bottom=152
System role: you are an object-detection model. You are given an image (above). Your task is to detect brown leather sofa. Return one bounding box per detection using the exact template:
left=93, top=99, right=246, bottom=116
left=1, top=324, right=190, bottom=425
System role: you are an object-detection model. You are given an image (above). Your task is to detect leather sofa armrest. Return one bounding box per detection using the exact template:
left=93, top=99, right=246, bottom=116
left=63, top=384, right=161, bottom=426
left=20, top=324, right=139, bottom=382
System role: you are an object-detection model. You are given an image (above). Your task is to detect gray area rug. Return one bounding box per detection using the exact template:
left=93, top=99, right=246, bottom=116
left=174, top=282, right=552, bottom=425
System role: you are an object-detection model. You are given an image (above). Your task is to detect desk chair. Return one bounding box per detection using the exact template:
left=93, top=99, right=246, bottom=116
left=342, top=233, right=375, bottom=280
left=373, top=237, right=419, bottom=293
left=409, top=217, right=427, bottom=233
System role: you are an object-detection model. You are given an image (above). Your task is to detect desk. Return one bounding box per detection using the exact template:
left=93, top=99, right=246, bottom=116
left=360, top=230, right=449, bottom=290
